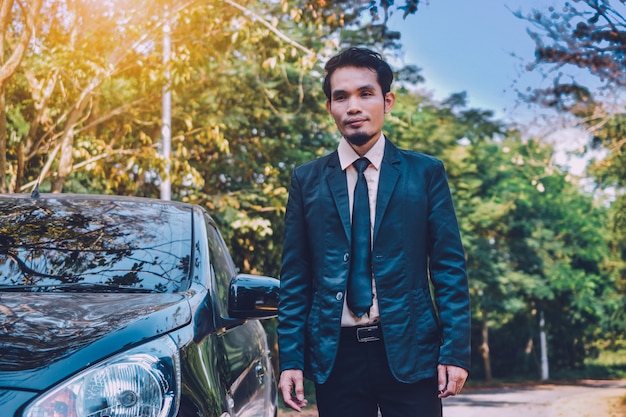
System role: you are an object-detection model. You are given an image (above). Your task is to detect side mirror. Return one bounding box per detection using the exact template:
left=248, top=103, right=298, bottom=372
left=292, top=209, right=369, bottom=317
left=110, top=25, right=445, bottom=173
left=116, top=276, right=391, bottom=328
left=228, top=274, right=279, bottom=319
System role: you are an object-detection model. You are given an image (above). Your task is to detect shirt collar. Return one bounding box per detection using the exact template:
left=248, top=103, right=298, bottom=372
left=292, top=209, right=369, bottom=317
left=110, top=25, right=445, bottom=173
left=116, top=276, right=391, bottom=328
left=338, top=133, right=385, bottom=171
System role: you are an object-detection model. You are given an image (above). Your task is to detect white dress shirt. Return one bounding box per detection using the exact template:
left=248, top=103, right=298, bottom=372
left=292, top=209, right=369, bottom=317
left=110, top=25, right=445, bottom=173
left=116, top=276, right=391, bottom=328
left=337, top=134, right=385, bottom=326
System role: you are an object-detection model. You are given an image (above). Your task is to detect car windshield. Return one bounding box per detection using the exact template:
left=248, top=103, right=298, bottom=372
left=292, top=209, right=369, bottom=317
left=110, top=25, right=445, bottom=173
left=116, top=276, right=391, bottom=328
left=0, top=197, right=192, bottom=293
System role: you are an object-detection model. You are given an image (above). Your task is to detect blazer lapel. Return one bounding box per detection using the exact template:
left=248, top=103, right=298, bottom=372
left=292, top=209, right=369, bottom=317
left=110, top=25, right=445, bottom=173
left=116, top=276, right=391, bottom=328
left=374, top=139, right=401, bottom=243
left=326, top=152, right=351, bottom=241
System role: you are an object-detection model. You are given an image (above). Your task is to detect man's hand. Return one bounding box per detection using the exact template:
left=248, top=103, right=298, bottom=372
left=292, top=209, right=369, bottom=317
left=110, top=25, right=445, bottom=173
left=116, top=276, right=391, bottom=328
left=437, top=364, right=468, bottom=399
left=279, top=369, right=308, bottom=411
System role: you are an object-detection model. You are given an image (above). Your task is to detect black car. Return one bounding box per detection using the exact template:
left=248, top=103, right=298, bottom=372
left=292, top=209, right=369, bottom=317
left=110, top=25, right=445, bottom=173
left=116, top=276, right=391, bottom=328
left=0, top=193, right=279, bottom=417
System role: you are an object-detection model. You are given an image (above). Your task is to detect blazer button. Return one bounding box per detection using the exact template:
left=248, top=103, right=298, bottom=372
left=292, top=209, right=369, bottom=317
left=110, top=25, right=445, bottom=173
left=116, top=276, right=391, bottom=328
left=343, top=253, right=350, bottom=262
left=336, top=292, right=343, bottom=301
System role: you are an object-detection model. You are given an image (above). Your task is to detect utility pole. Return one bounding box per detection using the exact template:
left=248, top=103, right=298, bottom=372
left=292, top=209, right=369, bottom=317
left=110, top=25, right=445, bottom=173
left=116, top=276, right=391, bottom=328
left=160, top=8, right=172, bottom=201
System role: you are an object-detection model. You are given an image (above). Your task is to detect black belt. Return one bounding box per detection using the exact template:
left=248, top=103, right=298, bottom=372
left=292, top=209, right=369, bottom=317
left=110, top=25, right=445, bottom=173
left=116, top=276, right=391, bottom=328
left=341, top=325, right=382, bottom=343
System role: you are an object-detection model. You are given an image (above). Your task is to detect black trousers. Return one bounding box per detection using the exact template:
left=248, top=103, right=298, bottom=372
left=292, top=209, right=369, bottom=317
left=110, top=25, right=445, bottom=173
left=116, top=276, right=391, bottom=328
left=315, top=327, right=442, bottom=417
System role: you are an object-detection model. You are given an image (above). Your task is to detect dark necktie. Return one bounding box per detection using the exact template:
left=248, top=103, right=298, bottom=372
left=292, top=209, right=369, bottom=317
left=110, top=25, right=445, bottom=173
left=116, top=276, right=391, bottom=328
left=347, top=157, right=373, bottom=317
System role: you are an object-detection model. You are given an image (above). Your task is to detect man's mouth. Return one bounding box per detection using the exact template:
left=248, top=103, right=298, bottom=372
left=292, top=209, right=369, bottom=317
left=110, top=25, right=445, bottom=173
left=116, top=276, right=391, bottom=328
left=345, top=118, right=367, bottom=127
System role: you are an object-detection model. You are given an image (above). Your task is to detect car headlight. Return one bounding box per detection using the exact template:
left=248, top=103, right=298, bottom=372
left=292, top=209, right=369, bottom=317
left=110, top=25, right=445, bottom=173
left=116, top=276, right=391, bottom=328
left=23, top=335, right=181, bottom=417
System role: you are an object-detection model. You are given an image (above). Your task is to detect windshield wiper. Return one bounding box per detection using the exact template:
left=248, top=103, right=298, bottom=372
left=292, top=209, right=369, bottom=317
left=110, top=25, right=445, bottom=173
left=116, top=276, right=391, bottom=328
left=0, top=283, right=160, bottom=293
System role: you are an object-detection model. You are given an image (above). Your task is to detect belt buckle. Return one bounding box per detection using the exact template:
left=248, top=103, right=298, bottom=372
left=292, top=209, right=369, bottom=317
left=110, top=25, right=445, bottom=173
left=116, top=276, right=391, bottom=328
left=356, top=325, right=380, bottom=343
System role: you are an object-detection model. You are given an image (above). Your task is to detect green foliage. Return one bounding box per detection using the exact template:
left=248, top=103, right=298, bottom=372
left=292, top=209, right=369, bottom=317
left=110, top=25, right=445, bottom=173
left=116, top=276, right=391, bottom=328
left=518, top=0, right=626, bottom=341
left=388, top=85, right=619, bottom=377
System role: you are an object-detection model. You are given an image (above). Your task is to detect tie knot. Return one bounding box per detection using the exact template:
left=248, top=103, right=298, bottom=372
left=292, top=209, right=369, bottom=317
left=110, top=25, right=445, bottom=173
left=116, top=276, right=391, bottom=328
left=353, top=158, right=370, bottom=174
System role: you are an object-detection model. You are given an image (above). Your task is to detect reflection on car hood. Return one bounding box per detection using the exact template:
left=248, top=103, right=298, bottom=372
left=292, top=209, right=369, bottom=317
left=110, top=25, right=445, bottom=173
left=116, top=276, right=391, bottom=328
left=0, top=292, right=191, bottom=387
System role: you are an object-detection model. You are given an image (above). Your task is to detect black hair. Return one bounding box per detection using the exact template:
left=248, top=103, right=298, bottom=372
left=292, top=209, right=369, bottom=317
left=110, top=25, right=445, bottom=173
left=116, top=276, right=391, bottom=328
left=322, top=47, right=394, bottom=100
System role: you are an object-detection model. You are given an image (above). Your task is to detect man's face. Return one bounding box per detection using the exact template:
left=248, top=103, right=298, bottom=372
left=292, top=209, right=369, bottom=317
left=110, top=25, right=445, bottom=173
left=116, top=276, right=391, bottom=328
left=326, top=66, right=395, bottom=149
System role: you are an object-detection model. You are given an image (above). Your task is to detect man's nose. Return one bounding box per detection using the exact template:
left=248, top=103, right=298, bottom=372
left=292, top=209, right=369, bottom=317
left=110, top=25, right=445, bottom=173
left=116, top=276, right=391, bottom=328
left=347, top=96, right=361, bottom=113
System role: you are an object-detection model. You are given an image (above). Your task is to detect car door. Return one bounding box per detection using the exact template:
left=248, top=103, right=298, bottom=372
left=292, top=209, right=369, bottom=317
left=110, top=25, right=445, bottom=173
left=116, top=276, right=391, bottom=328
left=204, top=216, right=273, bottom=417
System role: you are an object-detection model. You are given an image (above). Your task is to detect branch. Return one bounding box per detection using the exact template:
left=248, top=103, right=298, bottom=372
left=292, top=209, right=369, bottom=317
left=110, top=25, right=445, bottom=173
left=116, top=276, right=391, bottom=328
left=0, top=0, right=15, bottom=46
left=20, top=147, right=149, bottom=192
left=0, top=0, right=44, bottom=85
left=223, top=0, right=315, bottom=57
left=77, top=96, right=156, bottom=134
left=25, top=141, right=61, bottom=193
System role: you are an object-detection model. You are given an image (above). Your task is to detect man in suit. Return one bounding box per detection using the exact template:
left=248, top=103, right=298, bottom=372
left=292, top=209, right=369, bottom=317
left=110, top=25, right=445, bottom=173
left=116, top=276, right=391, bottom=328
left=277, top=47, right=470, bottom=417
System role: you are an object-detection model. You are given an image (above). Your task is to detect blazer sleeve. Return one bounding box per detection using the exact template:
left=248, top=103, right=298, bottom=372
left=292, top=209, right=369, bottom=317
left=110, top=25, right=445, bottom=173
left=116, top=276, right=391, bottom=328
left=277, top=168, right=312, bottom=372
left=427, top=161, right=471, bottom=370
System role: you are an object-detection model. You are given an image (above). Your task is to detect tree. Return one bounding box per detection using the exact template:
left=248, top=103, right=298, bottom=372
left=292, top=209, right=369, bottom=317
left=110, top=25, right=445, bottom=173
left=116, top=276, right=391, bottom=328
left=517, top=0, right=626, bottom=336
left=4, top=0, right=427, bottom=275
left=0, top=0, right=44, bottom=192
left=459, top=131, right=615, bottom=378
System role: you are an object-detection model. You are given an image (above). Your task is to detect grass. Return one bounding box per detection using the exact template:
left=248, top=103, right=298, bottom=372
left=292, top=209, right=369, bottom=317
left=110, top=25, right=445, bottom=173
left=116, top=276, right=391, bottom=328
left=550, top=348, right=626, bottom=380
left=588, top=348, right=626, bottom=368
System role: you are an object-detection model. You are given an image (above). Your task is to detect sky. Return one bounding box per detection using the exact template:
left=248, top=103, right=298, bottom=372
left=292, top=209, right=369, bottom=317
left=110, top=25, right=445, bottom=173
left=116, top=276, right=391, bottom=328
left=386, top=0, right=565, bottom=123
left=384, top=0, right=608, bottom=176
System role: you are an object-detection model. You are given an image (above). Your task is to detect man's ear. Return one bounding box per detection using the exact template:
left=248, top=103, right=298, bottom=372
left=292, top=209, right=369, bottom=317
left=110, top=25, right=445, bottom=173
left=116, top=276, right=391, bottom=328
left=326, top=100, right=331, bottom=113
left=384, top=92, right=396, bottom=114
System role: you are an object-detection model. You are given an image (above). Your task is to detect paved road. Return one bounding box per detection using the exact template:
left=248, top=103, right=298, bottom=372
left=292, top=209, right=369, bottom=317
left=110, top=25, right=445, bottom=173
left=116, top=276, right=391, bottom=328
left=279, top=380, right=626, bottom=417
left=442, top=380, right=626, bottom=417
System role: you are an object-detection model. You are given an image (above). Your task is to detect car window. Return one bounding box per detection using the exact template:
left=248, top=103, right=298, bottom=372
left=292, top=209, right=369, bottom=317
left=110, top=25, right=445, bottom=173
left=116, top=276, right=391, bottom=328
left=204, top=215, right=236, bottom=317
left=0, top=198, right=193, bottom=293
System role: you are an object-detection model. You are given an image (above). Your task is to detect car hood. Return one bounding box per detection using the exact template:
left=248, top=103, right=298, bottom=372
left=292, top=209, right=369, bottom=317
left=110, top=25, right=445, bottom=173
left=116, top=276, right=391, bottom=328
left=0, top=292, right=192, bottom=390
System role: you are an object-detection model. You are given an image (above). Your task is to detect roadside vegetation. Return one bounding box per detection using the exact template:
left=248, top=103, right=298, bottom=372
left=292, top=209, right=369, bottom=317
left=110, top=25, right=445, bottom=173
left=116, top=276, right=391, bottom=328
left=569, top=345, right=626, bottom=380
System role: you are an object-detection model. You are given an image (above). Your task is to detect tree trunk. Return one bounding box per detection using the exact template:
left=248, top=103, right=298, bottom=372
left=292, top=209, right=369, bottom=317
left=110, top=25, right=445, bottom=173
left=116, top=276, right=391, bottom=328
left=480, top=310, right=493, bottom=383
left=51, top=91, right=93, bottom=192
left=0, top=85, right=6, bottom=192
left=51, top=125, right=77, bottom=193
left=0, top=0, right=8, bottom=193
left=16, top=141, right=25, bottom=192
left=1, top=0, right=44, bottom=192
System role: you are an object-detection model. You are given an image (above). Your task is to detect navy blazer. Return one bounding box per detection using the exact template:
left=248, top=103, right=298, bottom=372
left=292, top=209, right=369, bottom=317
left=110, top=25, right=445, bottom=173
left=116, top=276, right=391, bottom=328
left=278, top=138, right=470, bottom=384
